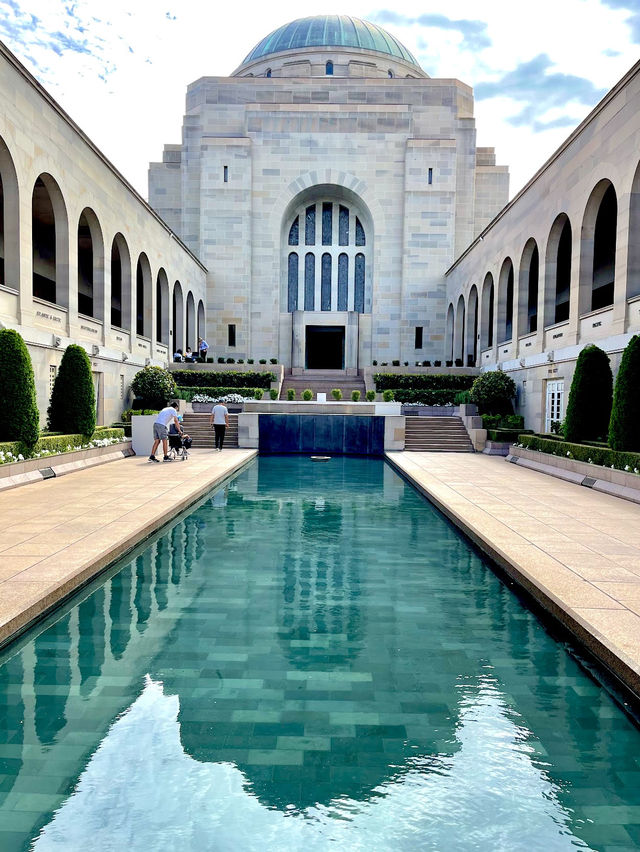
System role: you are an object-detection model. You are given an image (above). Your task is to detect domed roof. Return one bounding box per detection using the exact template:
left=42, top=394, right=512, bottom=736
left=242, top=15, right=419, bottom=67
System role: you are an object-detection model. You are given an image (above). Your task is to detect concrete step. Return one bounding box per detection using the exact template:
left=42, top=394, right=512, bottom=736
left=404, top=416, right=473, bottom=453
left=181, top=414, right=239, bottom=448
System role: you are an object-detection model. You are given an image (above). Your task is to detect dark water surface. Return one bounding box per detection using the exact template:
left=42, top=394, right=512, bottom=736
left=1, top=456, right=639, bottom=851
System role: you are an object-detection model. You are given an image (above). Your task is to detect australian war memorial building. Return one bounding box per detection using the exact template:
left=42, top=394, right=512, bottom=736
left=149, top=15, right=508, bottom=372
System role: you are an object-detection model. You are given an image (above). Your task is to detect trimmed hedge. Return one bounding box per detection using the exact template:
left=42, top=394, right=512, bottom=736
left=176, top=386, right=260, bottom=401
left=482, top=414, right=524, bottom=430
left=0, top=328, right=40, bottom=448
left=609, top=334, right=640, bottom=452
left=171, top=370, right=275, bottom=389
left=373, top=373, right=475, bottom=391
left=0, top=428, right=126, bottom=463
left=131, top=366, right=177, bottom=408
left=393, top=388, right=459, bottom=405
left=564, top=344, right=612, bottom=443
left=470, top=371, right=516, bottom=414
left=487, top=429, right=533, bottom=442
left=48, top=344, right=96, bottom=437
left=518, top=434, right=640, bottom=472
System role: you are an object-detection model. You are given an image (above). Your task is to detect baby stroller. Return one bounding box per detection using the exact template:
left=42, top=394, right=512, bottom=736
left=168, top=424, right=192, bottom=461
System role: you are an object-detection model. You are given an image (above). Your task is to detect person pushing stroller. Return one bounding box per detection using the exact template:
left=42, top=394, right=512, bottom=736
left=168, top=418, right=192, bottom=460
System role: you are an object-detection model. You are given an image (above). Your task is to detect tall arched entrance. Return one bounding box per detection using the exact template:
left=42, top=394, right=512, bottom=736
left=282, top=185, right=372, bottom=372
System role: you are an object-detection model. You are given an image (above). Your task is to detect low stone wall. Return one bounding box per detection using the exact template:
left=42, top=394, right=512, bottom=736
left=0, top=441, right=133, bottom=491
left=507, top=444, right=640, bottom=504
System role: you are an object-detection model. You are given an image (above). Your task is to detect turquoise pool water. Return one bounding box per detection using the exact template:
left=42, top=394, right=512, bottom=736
left=1, top=456, right=639, bottom=851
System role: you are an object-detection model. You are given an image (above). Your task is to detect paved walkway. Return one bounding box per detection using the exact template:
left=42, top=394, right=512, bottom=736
left=0, top=448, right=257, bottom=647
left=387, top=451, right=640, bottom=699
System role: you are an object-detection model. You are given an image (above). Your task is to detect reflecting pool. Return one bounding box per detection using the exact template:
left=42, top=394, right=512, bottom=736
left=1, top=456, right=639, bottom=851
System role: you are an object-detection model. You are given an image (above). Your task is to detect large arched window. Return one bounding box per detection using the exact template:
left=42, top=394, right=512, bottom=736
left=32, top=174, right=69, bottom=306
left=497, top=258, right=514, bottom=344
left=580, top=181, right=617, bottom=312
left=0, top=137, right=20, bottom=290
left=135, top=253, right=152, bottom=338
left=173, top=281, right=184, bottom=351
left=111, top=233, right=131, bottom=330
left=466, top=285, right=478, bottom=366
left=284, top=198, right=371, bottom=313
left=545, top=214, right=571, bottom=326
left=518, top=239, right=539, bottom=335
left=156, top=268, right=169, bottom=345
left=77, top=208, right=104, bottom=320
left=480, top=273, right=494, bottom=350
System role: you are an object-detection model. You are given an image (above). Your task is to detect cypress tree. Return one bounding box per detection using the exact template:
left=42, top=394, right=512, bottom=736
left=564, top=344, right=612, bottom=443
left=0, top=328, right=40, bottom=448
left=47, top=344, right=96, bottom=438
left=609, top=334, right=640, bottom=452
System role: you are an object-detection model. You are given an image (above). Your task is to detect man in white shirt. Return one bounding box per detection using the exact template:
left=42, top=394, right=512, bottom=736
left=149, top=402, right=182, bottom=462
left=209, top=401, right=229, bottom=452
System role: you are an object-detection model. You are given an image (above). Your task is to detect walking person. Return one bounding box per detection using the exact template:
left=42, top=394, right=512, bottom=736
left=198, top=337, right=209, bottom=361
left=149, top=402, right=183, bottom=462
left=209, top=400, right=229, bottom=452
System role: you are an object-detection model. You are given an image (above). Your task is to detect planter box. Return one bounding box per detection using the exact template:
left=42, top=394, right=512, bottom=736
left=508, top=444, right=640, bottom=503
left=0, top=441, right=133, bottom=491
left=131, top=415, right=157, bottom=457
left=401, top=405, right=457, bottom=417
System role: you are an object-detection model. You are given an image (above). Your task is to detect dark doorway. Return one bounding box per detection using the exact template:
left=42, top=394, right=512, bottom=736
left=305, top=325, right=345, bottom=369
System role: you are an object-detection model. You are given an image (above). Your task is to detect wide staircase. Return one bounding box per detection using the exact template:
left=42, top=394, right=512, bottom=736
left=280, top=371, right=366, bottom=400
left=181, top=413, right=239, bottom=449
left=404, top=416, right=474, bottom=452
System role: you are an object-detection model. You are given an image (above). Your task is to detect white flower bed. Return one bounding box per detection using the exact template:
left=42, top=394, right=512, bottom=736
left=0, top=436, right=127, bottom=466
left=191, top=393, right=251, bottom=404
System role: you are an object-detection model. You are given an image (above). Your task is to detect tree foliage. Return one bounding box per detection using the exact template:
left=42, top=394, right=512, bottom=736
left=609, top=334, right=640, bottom=451
left=48, top=344, right=96, bottom=437
left=0, top=328, right=40, bottom=448
left=469, top=370, right=516, bottom=414
left=131, top=366, right=177, bottom=408
left=564, top=345, right=612, bottom=443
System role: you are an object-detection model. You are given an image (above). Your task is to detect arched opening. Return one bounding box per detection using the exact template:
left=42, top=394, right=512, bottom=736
left=77, top=208, right=104, bottom=320
left=156, top=268, right=169, bottom=345
left=325, top=60, right=333, bottom=75
left=173, top=281, right=184, bottom=352
left=0, top=138, right=20, bottom=290
left=518, top=239, right=539, bottom=335
left=545, top=214, right=572, bottom=326
left=32, top=174, right=69, bottom=306
left=627, top=163, right=640, bottom=300
left=465, top=285, right=479, bottom=366
left=110, top=233, right=131, bottom=330
left=186, top=291, right=196, bottom=351
left=454, top=294, right=465, bottom=363
left=580, top=181, right=617, bottom=312
left=265, top=68, right=272, bottom=78
left=445, top=303, right=454, bottom=362
left=197, top=299, right=205, bottom=343
left=135, top=253, right=152, bottom=337
left=497, top=258, right=514, bottom=343
left=480, top=273, right=494, bottom=350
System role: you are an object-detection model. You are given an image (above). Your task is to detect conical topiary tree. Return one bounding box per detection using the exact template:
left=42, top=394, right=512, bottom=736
left=609, top=334, right=640, bottom=452
left=0, top=328, right=40, bottom=448
left=564, top=344, right=612, bottom=443
left=47, top=344, right=96, bottom=438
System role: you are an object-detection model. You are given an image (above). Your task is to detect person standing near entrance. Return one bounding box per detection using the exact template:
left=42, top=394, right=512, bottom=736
left=209, top=400, right=229, bottom=452
left=198, top=337, right=209, bottom=361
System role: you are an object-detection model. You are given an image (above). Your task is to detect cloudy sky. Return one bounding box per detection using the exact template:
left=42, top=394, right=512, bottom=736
left=1, top=0, right=638, bottom=199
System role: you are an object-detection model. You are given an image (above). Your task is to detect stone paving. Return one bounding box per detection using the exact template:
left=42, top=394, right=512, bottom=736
left=387, top=451, right=640, bottom=700
left=0, top=448, right=257, bottom=647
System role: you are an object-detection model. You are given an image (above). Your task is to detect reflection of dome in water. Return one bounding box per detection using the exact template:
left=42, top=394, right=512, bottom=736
left=242, top=15, right=420, bottom=67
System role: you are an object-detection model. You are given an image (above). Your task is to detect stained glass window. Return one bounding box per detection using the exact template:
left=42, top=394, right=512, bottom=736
left=304, top=253, right=315, bottom=310
left=321, top=254, right=331, bottom=310
left=322, top=202, right=332, bottom=245
left=288, top=217, right=299, bottom=246
left=339, top=205, right=349, bottom=246
left=354, top=253, right=365, bottom=313
left=287, top=253, right=298, bottom=312
left=355, top=217, right=365, bottom=246
left=338, top=254, right=348, bottom=311
left=305, top=205, right=316, bottom=245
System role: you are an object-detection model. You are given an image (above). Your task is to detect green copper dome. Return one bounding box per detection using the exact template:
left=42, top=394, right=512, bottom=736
left=242, top=16, right=419, bottom=67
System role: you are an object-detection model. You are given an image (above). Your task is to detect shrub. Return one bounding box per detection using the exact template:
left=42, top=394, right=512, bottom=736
left=519, top=434, right=640, bottom=472
left=455, top=358, right=463, bottom=367
left=247, top=358, right=254, bottom=364
left=392, top=360, right=400, bottom=366
left=609, top=334, right=640, bottom=452
left=403, top=361, right=409, bottom=367
left=366, top=390, right=376, bottom=402
left=446, top=360, right=453, bottom=367
left=287, top=388, right=296, bottom=401
left=259, top=358, right=267, bottom=364
left=48, top=344, right=96, bottom=438
left=331, top=388, right=343, bottom=401
left=564, top=345, right=612, bottom=443
left=351, top=390, right=361, bottom=402
left=176, top=386, right=259, bottom=400
left=422, top=361, right=431, bottom=367
left=206, top=358, right=213, bottom=363
left=487, top=429, right=533, bottom=442
left=270, top=358, right=278, bottom=364
left=454, top=390, right=472, bottom=405
left=302, top=388, right=313, bottom=401
left=171, top=371, right=275, bottom=389
left=226, top=357, right=235, bottom=364
left=237, top=359, right=244, bottom=364
left=372, top=360, right=378, bottom=366
left=254, top=388, right=264, bottom=400
left=550, top=420, right=564, bottom=436
left=393, top=389, right=457, bottom=405
left=218, top=357, right=225, bottom=363
left=374, top=374, right=474, bottom=392
left=0, top=429, right=126, bottom=464
left=382, top=389, right=395, bottom=402
left=0, top=328, right=39, bottom=448
left=269, top=388, right=278, bottom=400
left=131, top=365, right=177, bottom=409
left=470, top=370, right=516, bottom=414
left=433, top=360, right=441, bottom=367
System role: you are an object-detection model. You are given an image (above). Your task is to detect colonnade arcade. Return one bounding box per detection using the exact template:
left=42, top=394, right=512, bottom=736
left=446, top=173, right=640, bottom=366
left=0, top=135, right=205, bottom=357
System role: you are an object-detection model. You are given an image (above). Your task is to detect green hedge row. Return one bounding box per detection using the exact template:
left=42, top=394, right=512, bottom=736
left=0, top=428, right=126, bottom=462
left=176, top=386, right=259, bottom=401
left=171, top=370, right=275, bottom=389
left=373, top=373, right=475, bottom=391
left=518, top=434, right=640, bottom=472
left=487, top=429, right=533, bottom=442
left=394, top=389, right=459, bottom=405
